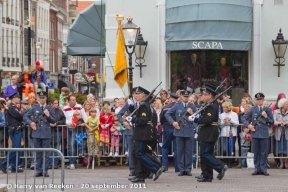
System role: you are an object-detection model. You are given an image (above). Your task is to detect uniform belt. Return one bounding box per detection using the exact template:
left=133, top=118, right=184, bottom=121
left=9, top=126, right=22, bottom=130
left=199, top=122, right=218, bottom=126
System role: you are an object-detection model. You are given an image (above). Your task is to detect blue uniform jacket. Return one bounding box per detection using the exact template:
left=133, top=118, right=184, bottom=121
left=242, top=106, right=274, bottom=139
left=165, top=102, right=197, bottom=138
left=24, top=104, right=56, bottom=139
left=117, top=99, right=136, bottom=136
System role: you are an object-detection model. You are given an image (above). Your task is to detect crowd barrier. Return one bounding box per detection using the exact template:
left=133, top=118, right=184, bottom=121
left=0, top=125, right=287, bottom=169
left=0, top=148, right=65, bottom=192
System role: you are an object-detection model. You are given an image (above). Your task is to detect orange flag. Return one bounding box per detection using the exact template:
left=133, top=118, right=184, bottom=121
left=114, top=25, right=128, bottom=87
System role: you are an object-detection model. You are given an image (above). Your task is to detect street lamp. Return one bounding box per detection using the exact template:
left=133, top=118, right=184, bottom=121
left=122, top=16, right=140, bottom=94
left=36, top=38, right=42, bottom=49
left=69, top=58, right=78, bottom=74
left=272, top=28, right=288, bottom=77
left=135, top=31, right=148, bottom=78
left=43, top=55, right=49, bottom=63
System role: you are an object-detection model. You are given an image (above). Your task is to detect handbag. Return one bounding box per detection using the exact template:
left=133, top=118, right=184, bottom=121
left=246, top=152, right=255, bottom=169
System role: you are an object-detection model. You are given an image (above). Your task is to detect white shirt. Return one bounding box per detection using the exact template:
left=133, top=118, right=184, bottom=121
left=219, top=110, right=239, bottom=137
left=63, top=103, right=87, bottom=126
left=115, top=107, right=122, bottom=115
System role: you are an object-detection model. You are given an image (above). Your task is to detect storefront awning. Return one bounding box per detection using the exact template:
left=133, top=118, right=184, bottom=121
left=58, top=80, right=75, bottom=93
left=165, top=0, right=252, bottom=51
left=66, top=0, right=106, bottom=56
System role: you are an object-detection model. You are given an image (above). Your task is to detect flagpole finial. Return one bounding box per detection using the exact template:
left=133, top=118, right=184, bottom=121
left=127, top=16, right=133, bottom=22
left=116, top=14, right=124, bottom=21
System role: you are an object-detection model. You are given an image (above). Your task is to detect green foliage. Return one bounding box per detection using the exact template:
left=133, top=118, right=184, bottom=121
left=73, top=93, right=87, bottom=105
left=48, top=91, right=60, bottom=104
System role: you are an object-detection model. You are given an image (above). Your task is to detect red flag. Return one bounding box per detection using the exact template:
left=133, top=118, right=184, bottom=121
left=72, top=115, right=78, bottom=129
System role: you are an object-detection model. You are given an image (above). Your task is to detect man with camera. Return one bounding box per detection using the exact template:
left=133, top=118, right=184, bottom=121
left=0, top=92, right=24, bottom=173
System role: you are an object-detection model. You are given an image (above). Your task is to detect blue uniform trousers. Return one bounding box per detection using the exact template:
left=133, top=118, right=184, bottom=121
left=176, top=136, right=193, bottom=173
left=127, top=135, right=135, bottom=174
left=33, top=138, right=50, bottom=174
left=162, top=128, right=179, bottom=171
left=133, top=141, right=161, bottom=179
left=252, top=138, right=269, bottom=173
left=0, top=129, right=22, bottom=171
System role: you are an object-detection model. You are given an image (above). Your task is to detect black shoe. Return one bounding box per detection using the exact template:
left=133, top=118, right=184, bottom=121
left=129, top=173, right=135, bottom=177
left=44, top=173, right=49, bottom=177
left=148, top=172, right=154, bottom=179
left=48, top=165, right=52, bottom=169
left=131, top=177, right=145, bottom=183
left=261, top=172, right=269, bottom=176
left=162, top=166, right=168, bottom=172
left=251, top=172, right=261, bottom=176
left=0, top=166, right=7, bottom=174
left=178, top=172, right=185, bottom=176
left=218, top=165, right=228, bottom=180
left=154, top=168, right=162, bottom=181
left=30, top=166, right=34, bottom=170
left=35, top=173, right=43, bottom=177
left=11, top=168, right=24, bottom=173
left=197, top=177, right=212, bottom=182
left=128, top=176, right=136, bottom=181
left=195, top=174, right=203, bottom=179
left=185, top=172, right=192, bottom=176
left=175, top=170, right=180, bottom=173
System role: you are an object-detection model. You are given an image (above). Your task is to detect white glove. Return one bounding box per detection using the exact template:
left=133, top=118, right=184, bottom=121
left=126, top=116, right=132, bottom=122
left=188, top=115, right=196, bottom=122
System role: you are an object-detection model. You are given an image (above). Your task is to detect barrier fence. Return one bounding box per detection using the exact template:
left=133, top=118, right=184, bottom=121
left=0, top=148, right=65, bottom=192
left=0, top=125, right=287, bottom=168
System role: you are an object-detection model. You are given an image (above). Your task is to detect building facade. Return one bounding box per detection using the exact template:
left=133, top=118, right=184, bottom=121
left=104, top=0, right=288, bottom=103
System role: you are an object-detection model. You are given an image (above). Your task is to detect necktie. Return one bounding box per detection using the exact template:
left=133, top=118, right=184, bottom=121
left=41, top=106, right=44, bottom=111
left=184, top=103, right=187, bottom=109
left=259, top=106, right=262, bottom=112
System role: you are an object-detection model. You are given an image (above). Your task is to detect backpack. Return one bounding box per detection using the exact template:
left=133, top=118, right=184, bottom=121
left=17, top=72, right=26, bottom=87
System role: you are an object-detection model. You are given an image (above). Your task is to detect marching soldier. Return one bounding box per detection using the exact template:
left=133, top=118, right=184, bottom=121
left=160, top=93, right=179, bottom=172
left=24, top=91, right=56, bottom=177
left=0, top=92, right=24, bottom=173
left=126, top=86, right=162, bottom=183
left=165, top=90, right=196, bottom=176
left=241, top=92, right=274, bottom=176
left=190, top=85, right=227, bottom=182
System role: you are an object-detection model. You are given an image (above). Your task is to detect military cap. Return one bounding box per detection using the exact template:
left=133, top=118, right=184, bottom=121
left=131, top=87, right=137, bottom=93
left=204, top=83, right=217, bottom=91
left=21, top=99, right=28, bottom=104
left=9, top=92, right=21, bottom=100
left=169, top=93, right=179, bottom=99
left=181, top=90, right=191, bottom=97
left=255, top=92, right=265, bottom=100
left=37, top=91, right=47, bottom=98
left=205, top=87, right=218, bottom=96
left=134, top=86, right=150, bottom=95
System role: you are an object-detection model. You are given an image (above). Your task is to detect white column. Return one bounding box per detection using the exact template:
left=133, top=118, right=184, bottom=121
left=250, top=0, right=263, bottom=96
left=156, top=0, right=167, bottom=90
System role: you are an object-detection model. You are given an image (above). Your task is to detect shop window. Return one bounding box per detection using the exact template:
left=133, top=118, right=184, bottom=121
left=170, top=50, right=249, bottom=105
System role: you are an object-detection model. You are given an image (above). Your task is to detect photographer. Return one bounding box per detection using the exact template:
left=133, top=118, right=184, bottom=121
left=0, top=93, right=24, bottom=174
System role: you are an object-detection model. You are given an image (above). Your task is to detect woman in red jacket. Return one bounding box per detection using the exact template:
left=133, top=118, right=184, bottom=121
left=99, top=106, right=114, bottom=156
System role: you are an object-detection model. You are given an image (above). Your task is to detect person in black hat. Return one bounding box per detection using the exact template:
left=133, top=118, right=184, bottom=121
left=0, top=92, right=24, bottom=173
left=23, top=91, right=56, bottom=177
left=165, top=90, right=197, bottom=176
left=241, top=92, right=274, bottom=176
left=125, top=86, right=162, bottom=183
left=117, top=86, right=138, bottom=177
left=190, top=86, right=228, bottom=182
left=160, top=93, right=179, bottom=172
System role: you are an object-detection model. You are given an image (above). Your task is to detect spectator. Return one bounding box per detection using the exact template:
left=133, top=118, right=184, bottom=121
left=239, top=127, right=251, bottom=168
left=84, top=107, right=100, bottom=157
left=271, top=93, right=286, bottom=113
left=49, top=98, right=66, bottom=169
left=273, top=98, right=288, bottom=169
left=31, top=61, right=47, bottom=95
left=240, top=98, right=250, bottom=113
left=3, top=75, right=18, bottom=100
left=111, top=98, right=119, bottom=113
left=219, top=101, right=239, bottom=167
left=102, top=101, right=110, bottom=108
left=83, top=101, right=91, bottom=118
left=59, top=87, right=71, bottom=109
left=110, top=116, right=121, bottom=157
left=63, top=95, right=87, bottom=170
left=160, top=90, right=168, bottom=105
left=115, top=98, right=125, bottom=114
left=99, top=106, right=114, bottom=156
left=153, top=98, right=163, bottom=146
left=0, top=100, right=6, bottom=156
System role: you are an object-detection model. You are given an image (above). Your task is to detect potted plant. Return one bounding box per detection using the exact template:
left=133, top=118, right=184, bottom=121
left=6, top=17, right=11, bottom=23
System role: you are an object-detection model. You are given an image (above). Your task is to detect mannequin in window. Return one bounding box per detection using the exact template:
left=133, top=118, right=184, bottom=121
left=180, top=53, right=207, bottom=92
left=217, top=57, right=231, bottom=88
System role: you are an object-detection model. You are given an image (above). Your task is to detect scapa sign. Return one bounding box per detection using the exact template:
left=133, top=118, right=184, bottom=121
left=192, top=41, right=223, bottom=49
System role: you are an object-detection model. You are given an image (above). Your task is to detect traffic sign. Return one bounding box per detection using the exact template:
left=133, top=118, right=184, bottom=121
left=74, top=73, right=82, bottom=80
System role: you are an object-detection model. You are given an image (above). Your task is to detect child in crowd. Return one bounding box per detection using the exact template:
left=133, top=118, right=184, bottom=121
left=72, top=111, right=87, bottom=156
left=27, top=92, right=36, bottom=110
left=59, top=87, right=71, bottom=108
left=84, top=108, right=100, bottom=157
left=240, top=127, right=252, bottom=168
left=109, top=117, right=122, bottom=157
left=19, top=66, right=36, bottom=99
left=99, top=106, right=114, bottom=156
left=264, top=100, right=270, bottom=108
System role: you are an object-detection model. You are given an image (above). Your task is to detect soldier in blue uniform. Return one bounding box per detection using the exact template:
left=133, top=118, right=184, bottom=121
left=24, top=91, right=56, bottom=177
left=0, top=92, right=24, bottom=173
left=165, top=90, right=197, bottom=176
left=160, top=93, right=179, bottom=172
left=117, top=87, right=137, bottom=177
left=241, top=92, right=274, bottom=176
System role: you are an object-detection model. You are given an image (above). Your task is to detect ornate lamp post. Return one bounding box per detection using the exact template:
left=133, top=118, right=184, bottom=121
left=135, top=31, right=148, bottom=78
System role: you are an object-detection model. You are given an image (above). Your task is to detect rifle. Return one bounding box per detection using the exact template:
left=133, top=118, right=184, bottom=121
left=129, top=82, right=162, bottom=117
left=177, top=86, right=232, bottom=124
left=215, top=78, right=227, bottom=92
left=149, top=88, right=163, bottom=104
